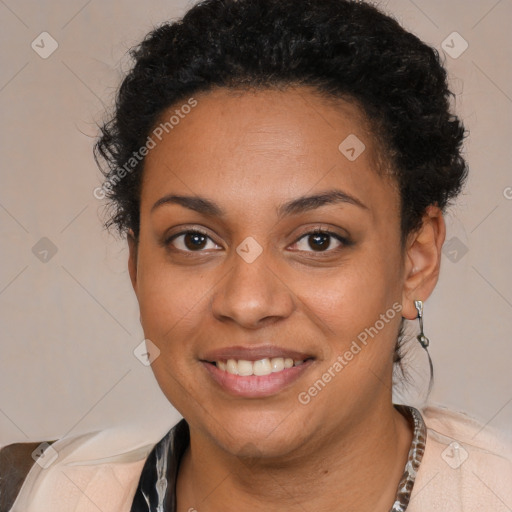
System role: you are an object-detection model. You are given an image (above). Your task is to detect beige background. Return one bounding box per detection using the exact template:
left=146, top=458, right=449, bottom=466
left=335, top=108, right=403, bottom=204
left=0, top=0, right=511, bottom=446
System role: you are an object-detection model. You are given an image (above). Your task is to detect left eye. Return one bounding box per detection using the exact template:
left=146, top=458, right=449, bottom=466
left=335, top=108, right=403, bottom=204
left=291, top=231, right=346, bottom=252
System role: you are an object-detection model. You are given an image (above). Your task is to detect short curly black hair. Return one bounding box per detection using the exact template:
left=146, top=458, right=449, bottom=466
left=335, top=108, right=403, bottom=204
left=94, top=0, right=467, bottom=244
left=94, top=0, right=469, bottom=385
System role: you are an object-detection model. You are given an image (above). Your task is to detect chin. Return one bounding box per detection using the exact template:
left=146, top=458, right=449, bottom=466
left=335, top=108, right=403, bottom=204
left=204, top=406, right=311, bottom=458
left=224, top=429, right=304, bottom=460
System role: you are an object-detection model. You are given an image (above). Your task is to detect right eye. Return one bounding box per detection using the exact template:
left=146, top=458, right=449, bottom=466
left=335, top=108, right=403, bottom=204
left=165, top=230, right=222, bottom=252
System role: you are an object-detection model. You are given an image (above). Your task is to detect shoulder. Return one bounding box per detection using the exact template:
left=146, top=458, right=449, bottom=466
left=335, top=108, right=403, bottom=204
left=1, top=424, right=172, bottom=512
left=409, top=402, right=512, bottom=512
left=0, top=441, right=56, bottom=512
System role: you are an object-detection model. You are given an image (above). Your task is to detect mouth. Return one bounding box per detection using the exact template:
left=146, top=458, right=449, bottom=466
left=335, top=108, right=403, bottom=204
left=200, top=345, right=315, bottom=398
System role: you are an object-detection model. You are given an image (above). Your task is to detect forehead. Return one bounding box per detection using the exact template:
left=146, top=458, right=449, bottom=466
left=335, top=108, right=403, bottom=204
left=140, top=86, right=397, bottom=217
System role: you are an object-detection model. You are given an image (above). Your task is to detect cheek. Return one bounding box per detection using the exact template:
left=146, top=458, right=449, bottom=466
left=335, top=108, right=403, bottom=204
left=303, top=259, right=399, bottom=322
left=293, top=252, right=403, bottom=364
left=136, top=251, right=210, bottom=342
left=136, top=255, right=208, bottom=406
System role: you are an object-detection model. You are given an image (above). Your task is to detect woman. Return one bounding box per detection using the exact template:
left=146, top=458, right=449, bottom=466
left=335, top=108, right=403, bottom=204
left=5, top=0, right=511, bottom=510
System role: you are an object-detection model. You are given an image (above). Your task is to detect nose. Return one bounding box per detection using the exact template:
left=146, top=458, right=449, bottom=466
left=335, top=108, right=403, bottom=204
left=211, top=248, right=295, bottom=329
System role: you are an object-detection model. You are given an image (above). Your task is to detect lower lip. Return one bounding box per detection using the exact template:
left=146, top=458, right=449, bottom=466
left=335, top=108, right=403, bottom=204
left=202, top=360, right=314, bottom=398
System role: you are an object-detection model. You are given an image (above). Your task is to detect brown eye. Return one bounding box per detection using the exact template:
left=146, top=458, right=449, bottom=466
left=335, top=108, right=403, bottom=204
left=184, top=232, right=207, bottom=250
left=308, top=233, right=331, bottom=251
left=291, top=230, right=349, bottom=253
left=167, top=231, right=221, bottom=252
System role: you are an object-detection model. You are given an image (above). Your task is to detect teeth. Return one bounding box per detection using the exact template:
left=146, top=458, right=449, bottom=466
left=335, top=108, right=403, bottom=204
left=271, top=357, right=284, bottom=372
left=237, top=359, right=253, bottom=376
left=253, top=358, right=272, bottom=376
left=226, top=359, right=239, bottom=375
left=216, top=357, right=307, bottom=376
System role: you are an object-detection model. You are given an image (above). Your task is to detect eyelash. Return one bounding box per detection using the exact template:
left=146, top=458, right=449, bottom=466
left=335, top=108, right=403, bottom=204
left=164, top=227, right=351, bottom=255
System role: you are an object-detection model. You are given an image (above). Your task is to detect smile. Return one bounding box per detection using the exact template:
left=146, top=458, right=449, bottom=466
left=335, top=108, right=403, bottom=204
left=201, top=356, right=315, bottom=398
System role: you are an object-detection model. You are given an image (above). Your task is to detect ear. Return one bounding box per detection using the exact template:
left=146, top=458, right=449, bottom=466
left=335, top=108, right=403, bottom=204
left=127, top=229, right=138, bottom=293
left=401, top=206, right=446, bottom=320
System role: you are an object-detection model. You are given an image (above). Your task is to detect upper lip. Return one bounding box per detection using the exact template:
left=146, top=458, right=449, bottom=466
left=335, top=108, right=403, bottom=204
left=201, top=345, right=315, bottom=362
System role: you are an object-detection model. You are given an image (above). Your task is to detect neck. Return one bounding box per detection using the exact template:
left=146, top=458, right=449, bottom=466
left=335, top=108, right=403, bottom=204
left=176, top=401, right=413, bottom=512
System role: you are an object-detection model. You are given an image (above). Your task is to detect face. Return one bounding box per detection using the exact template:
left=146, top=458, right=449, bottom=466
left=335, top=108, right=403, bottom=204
left=129, top=87, right=416, bottom=458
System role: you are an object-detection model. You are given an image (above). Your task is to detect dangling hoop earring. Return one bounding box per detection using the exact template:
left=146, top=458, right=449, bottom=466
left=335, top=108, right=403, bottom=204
left=414, top=299, right=434, bottom=392
left=414, top=300, right=429, bottom=349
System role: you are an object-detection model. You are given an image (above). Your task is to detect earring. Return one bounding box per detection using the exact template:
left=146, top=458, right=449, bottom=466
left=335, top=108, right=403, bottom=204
left=414, top=299, right=434, bottom=394
left=414, top=300, right=429, bottom=349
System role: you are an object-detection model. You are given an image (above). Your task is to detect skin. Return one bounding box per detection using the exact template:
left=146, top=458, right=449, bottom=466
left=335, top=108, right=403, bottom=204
left=127, top=86, right=446, bottom=511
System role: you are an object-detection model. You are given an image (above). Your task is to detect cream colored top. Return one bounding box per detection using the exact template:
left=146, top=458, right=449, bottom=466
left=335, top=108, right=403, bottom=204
left=8, top=403, right=512, bottom=511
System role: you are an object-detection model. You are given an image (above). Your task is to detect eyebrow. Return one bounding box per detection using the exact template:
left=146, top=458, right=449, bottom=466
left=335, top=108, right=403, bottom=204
left=150, top=188, right=368, bottom=217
